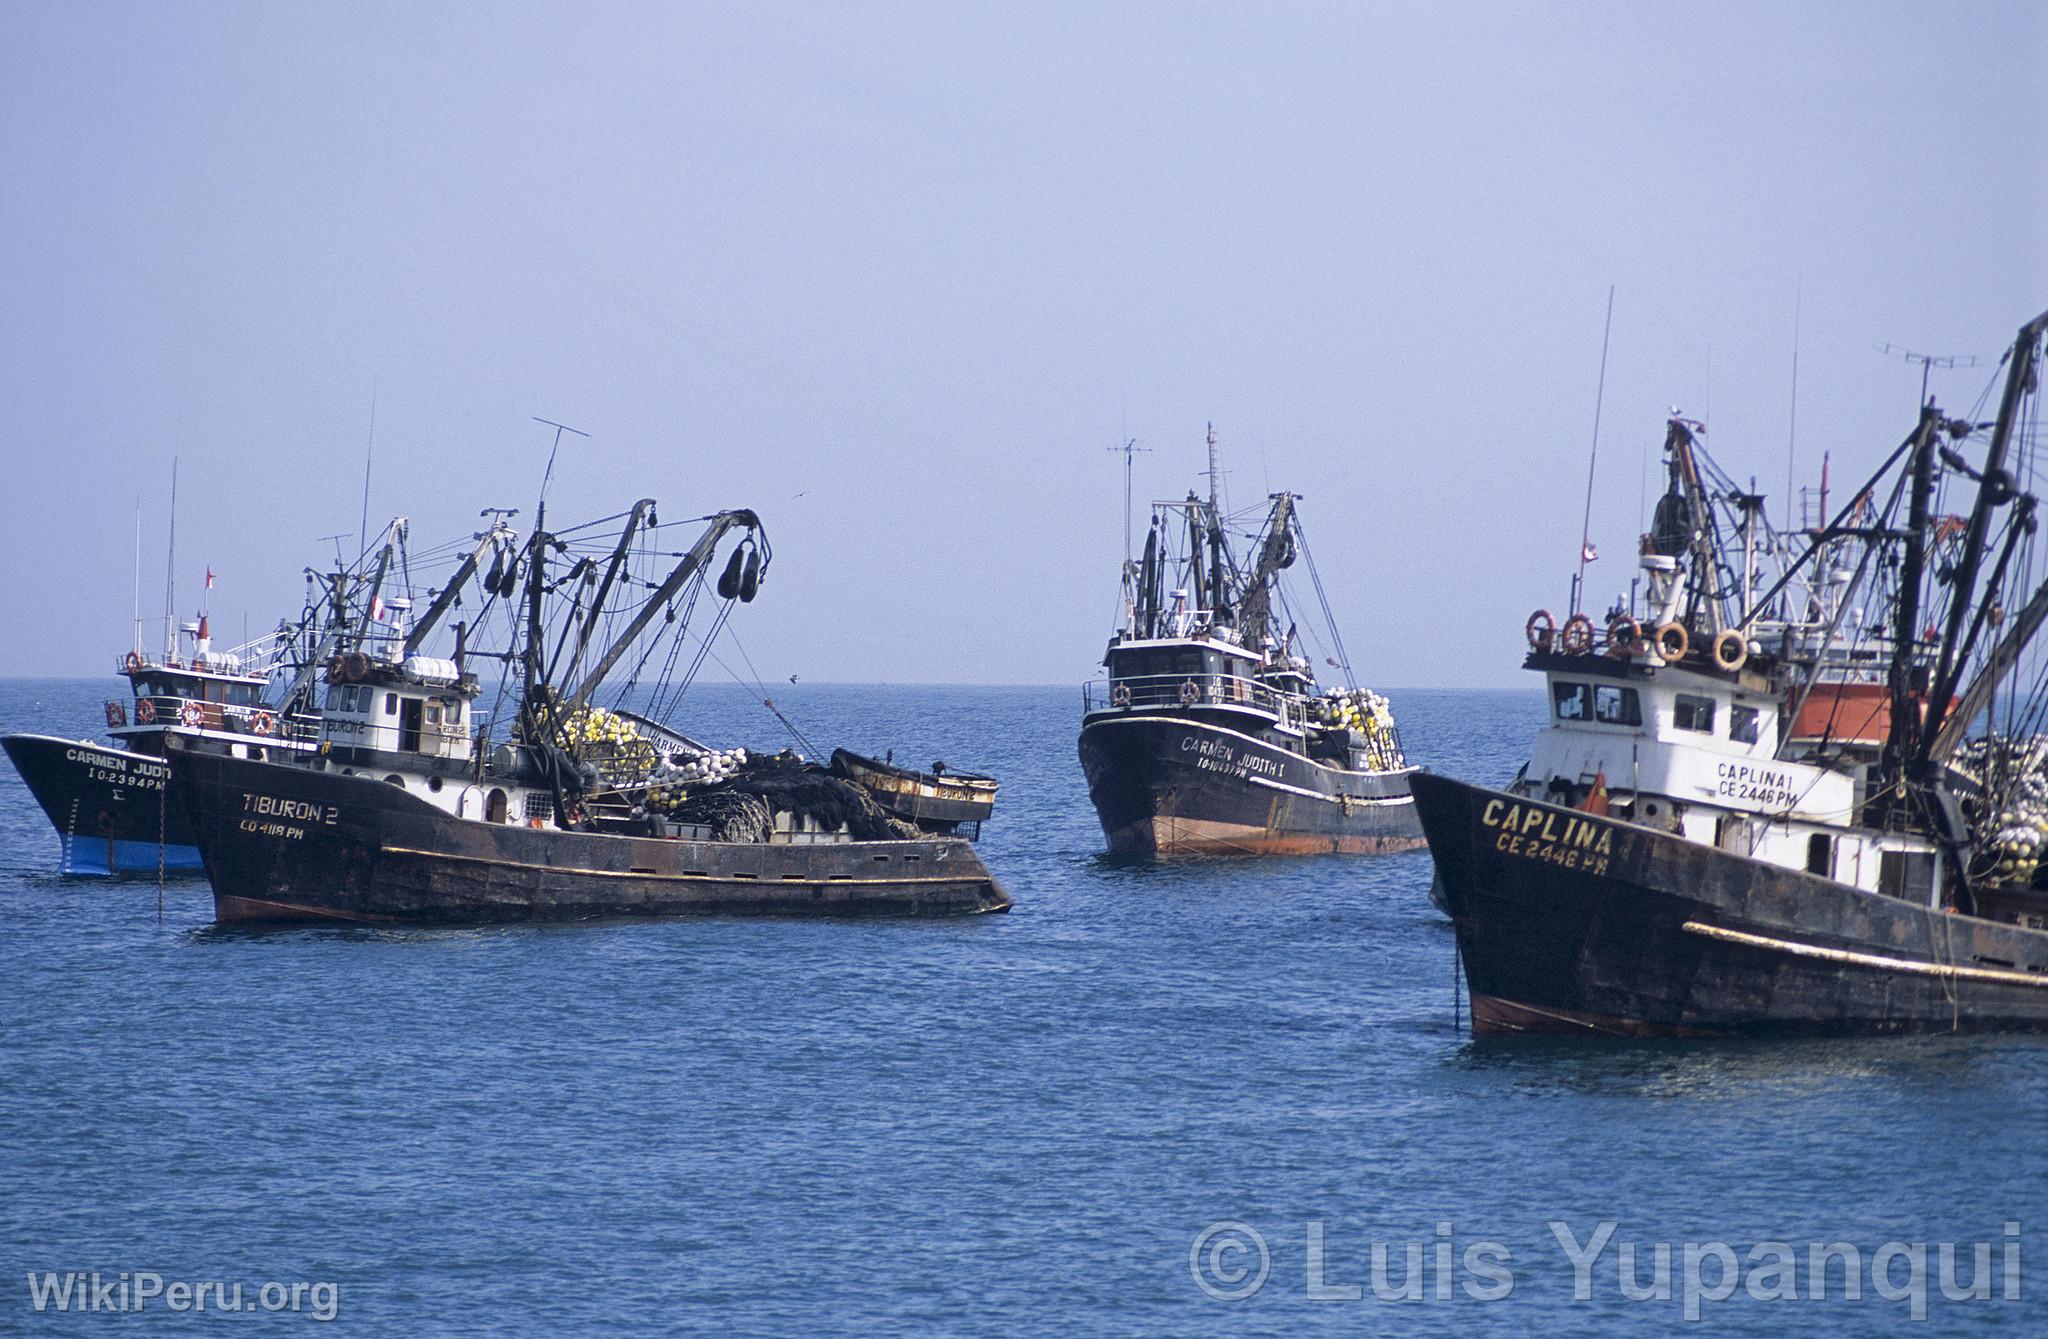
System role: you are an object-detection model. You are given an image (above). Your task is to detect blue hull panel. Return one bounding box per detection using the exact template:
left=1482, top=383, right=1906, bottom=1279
left=62, top=836, right=206, bottom=877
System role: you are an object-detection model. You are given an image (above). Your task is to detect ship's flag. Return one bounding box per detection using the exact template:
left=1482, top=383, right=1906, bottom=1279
left=1581, top=542, right=1599, bottom=564
left=204, top=567, right=216, bottom=589
left=1583, top=769, right=1610, bottom=816
left=370, top=594, right=386, bottom=622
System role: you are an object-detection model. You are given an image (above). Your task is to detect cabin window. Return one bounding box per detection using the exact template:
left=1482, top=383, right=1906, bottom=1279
left=1730, top=705, right=1761, bottom=744
left=1552, top=681, right=1591, bottom=721
left=1593, top=685, right=1641, bottom=726
left=1674, top=694, right=1717, bottom=733
left=325, top=685, right=344, bottom=710
left=1805, top=833, right=1833, bottom=876
left=1879, top=850, right=1935, bottom=903
left=384, top=693, right=398, bottom=716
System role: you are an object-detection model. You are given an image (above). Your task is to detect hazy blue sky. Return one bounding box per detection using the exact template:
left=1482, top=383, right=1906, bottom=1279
left=2, top=1, right=2042, bottom=688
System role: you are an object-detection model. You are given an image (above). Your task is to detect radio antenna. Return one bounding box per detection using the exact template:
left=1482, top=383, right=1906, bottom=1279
left=1878, top=342, right=1981, bottom=407
left=1783, top=284, right=1802, bottom=531
left=532, top=416, right=590, bottom=511
left=1107, top=436, right=1152, bottom=562
left=357, top=380, right=378, bottom=561
left=1572, top=285, right=1616, bottom=617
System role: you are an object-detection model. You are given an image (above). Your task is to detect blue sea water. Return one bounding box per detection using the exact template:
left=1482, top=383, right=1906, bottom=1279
left=2, top=677, right=2046, bottom=1336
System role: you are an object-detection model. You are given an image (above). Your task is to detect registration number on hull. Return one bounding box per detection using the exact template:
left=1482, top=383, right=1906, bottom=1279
left=64, top=747, right=168, bottom=792
left=1481, top=798, right=1613, bottom=876
left=239, top=791, right=338, bottom=841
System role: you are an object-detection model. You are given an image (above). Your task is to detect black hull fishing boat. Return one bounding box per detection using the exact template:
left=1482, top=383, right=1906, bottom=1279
left=3, top=604, right=332, bottom=875
left=171, top=742, right=1004, bottom=922
left=173, top=496, right=1008, bottom=924
left=1078, top=428, right=1422, bottom=856
left=1416, top=772, right=2048, bottom=1035
left=1420, top=309, right=2048, bottom=1037
left=4, top=733, right=190, bottom=874
left=1080, top=713, right=1418, bottom=855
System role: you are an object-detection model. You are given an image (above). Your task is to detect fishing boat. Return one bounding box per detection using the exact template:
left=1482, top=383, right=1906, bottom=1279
left=1078, top=427, right=1423, bottom=856
left=3, top=607, right=322, bottom=875
left=829, top=749, right=999, bottom=837
left=2, top=513, right=495, bottom=875
left=1417, top=309, right=2048, bottom=1036
left=169, top=498, right=1010, bottom=923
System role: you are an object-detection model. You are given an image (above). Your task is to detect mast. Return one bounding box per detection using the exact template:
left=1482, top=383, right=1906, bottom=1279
left=553, top=499, right=656, bottom=689
left=520, top=511, right=550, bottom=743
left=1235, top=493, right=1297, bottom=654
left=1204, top=424, right=1227, bottom=623
left=162, top=456, right=177, bottom=658
left=1881, top=405, right=1940, bottom=809
left=350, top=522, right=402, bottom=654
left=131, top=503, right=143, bottom=658
left=1916, top=309, right=2048, bottom=757
left=1136, top=524, right=1159, bottom=638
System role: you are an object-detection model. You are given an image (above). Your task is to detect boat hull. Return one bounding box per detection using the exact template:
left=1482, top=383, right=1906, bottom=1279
left=1410, top=770, right=2048, bottom=1037
left=830, top=748, right=997, bottom=834
left=1076, top=711, right=1423, bottom=857
left=1, top=733, right=201, bottom=874
left=168, top=745, right=1011, bottom=924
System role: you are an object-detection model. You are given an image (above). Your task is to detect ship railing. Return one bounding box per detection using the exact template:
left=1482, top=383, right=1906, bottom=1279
left=113, top=690, right=319, bottom=745
left=116, top=650, right=282, bottom=679
left=1084, top=672, right=1300, bottom=725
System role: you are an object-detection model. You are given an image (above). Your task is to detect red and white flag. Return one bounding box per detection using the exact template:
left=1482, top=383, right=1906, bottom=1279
left=370, top=595, right=386, bottom=622
left=1581, top=542, right=1599, bottom=563
left=204, top=567, right=216, bottom=589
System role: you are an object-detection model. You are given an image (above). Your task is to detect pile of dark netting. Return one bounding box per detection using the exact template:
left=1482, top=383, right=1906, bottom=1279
left=670, top=751, right=920, bottom=841
left=667, top=790, right=772, bottom=843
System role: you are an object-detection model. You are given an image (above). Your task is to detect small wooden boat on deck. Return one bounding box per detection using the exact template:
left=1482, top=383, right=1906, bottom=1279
left=831, top=748, right=999, bottom=837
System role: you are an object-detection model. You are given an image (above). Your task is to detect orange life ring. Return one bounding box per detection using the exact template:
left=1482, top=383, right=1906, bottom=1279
left=1111, top=683, right=1132, bottom=708
left=124, top=651, right=144, bottom=673
left=1607, top=616, right=1642, bottom=655
left=1560, top=613, right=1595, bottom=654
left=1654, top=621, right=1690, bottom=661
left=340, top=652, right=370, bottom=683
left=179, top=701, right=204, bottom=728
left=136, top=698, right=157, bottom=724
left=1525, top=609, right=1556, bottom=652
left=1712, top=629, right=1749, bottom=671
left=105, top=701, right=127, bottom=729
left=250, top=710, right=276, bottom=736
left=1179, top=679, right=1200, bottom=706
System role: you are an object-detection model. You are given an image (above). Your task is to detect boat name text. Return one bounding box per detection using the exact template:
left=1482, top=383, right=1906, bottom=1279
left=1182, top=736, right=1283, bottom=780
left=238, top=792, right=338, bottom=840
left=1714, top=761, right=1798, bottom=810
left=1481, top=799, right=1612, bottom=875
left=63, top=748, right=168, bottom=790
